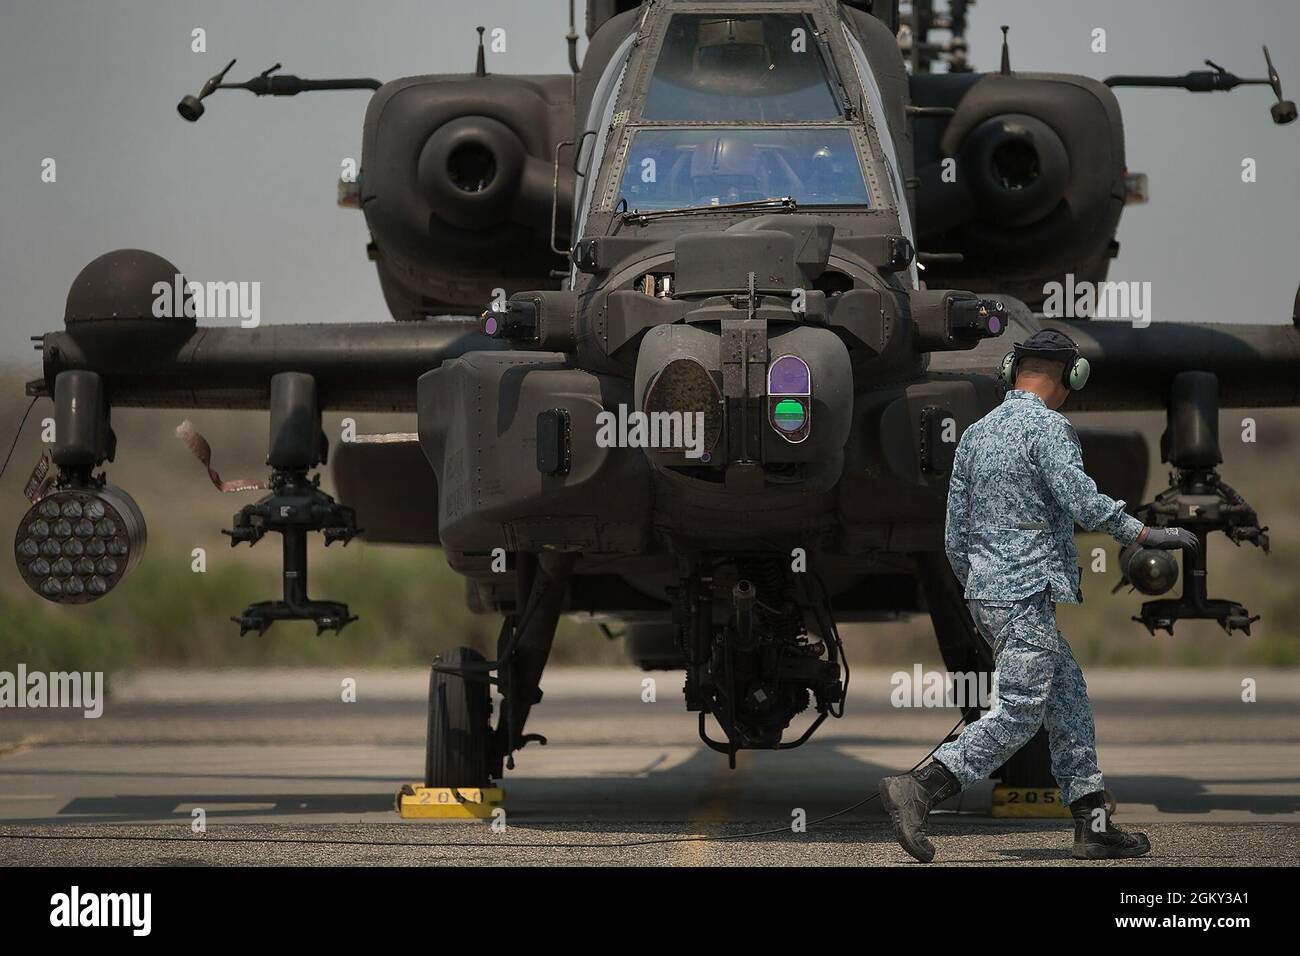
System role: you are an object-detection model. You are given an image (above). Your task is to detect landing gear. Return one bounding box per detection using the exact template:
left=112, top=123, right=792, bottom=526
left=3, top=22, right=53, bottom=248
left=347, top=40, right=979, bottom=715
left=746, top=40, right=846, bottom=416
left=421, top=552, right=575, bottom=788
left=490, top=553, right=574, bottom=773
left=424, top=646, right=493, bottom=788
left=995, top=732, right=1055, bottom=790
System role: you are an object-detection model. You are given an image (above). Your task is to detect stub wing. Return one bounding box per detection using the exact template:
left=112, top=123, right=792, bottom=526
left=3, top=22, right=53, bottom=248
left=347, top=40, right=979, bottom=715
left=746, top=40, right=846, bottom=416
left=929, top=306, right=1300, bottom=410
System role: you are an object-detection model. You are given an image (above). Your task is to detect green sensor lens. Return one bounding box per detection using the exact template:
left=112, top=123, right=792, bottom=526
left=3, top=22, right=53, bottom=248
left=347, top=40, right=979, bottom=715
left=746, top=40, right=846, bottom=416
left=773, top=399, right=806, bottom=432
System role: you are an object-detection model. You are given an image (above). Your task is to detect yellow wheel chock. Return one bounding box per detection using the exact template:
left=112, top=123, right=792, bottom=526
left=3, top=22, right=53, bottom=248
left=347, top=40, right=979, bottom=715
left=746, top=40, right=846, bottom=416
left=990, top=786, right=1071, bottom=818
left=991, top=786, right=1116, bottom=819
left=395, top=784, right=505, bottom=820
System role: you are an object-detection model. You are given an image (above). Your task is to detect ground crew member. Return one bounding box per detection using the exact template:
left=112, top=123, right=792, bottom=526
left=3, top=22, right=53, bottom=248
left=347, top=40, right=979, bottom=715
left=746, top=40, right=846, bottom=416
left=880, top=329, right=1198, bottom=862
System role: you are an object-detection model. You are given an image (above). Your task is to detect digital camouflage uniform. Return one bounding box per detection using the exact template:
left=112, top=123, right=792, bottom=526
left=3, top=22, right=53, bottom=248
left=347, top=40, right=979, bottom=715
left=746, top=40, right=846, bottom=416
left=934, top=389, right=1144, bottom=805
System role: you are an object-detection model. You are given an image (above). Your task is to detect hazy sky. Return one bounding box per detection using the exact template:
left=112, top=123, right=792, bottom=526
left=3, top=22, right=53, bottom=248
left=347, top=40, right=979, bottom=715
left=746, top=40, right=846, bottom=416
left=1, top=0, right=1297, bottom=362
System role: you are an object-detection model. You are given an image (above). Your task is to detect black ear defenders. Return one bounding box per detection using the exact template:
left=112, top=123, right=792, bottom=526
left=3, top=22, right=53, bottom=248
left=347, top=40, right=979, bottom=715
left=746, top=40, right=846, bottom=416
left=1000, top=331, right=1091, bottom=390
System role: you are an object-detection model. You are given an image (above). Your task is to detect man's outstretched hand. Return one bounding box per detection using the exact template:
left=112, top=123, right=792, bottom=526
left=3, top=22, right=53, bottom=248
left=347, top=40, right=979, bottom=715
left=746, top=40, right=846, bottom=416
left=1139, top=526, right=1201, bottom=556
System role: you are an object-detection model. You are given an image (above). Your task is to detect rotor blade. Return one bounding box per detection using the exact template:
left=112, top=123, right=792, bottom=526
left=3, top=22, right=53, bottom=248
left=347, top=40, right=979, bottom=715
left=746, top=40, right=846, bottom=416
left=1263, top=45, right=1282, bottom=98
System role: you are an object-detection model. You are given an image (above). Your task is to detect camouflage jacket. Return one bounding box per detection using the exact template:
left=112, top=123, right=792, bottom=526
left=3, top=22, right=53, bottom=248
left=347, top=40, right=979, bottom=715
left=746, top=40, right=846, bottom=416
left=945, top=390, right=1145, bottom=604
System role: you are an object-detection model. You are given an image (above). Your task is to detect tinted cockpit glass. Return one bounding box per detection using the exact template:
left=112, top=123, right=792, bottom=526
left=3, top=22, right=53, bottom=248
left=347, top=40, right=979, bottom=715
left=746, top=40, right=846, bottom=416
left=642, top=13, right=842, bottom=122
left=619, top=128, right=871, bottom=210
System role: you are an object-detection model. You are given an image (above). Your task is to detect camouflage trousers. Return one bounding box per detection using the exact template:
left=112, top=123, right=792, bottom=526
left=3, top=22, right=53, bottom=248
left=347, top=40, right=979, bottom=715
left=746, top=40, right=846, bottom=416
left=933, top=588, right=1106, bottom=806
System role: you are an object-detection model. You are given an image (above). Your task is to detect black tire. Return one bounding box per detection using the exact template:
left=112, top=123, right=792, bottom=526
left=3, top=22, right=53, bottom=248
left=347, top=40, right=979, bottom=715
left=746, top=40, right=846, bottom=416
left=996, top=727, right=1055, bottom=788
left=424, top=647, right=493, bottom=788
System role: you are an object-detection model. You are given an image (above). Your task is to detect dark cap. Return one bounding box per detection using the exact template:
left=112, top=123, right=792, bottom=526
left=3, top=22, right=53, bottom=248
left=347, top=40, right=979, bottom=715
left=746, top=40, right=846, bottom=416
left=1014, top=328, right=1079, bottom=362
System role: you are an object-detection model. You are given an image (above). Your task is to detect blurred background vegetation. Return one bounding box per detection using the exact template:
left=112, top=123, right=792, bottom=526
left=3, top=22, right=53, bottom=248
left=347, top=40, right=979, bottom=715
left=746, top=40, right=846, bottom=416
left=0, top=365, right=1295, bottom=674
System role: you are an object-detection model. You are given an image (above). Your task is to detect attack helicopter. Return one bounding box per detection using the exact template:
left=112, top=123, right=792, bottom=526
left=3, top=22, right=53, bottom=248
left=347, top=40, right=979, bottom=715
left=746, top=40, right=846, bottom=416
left=15, top=0, right=1299, bottom=788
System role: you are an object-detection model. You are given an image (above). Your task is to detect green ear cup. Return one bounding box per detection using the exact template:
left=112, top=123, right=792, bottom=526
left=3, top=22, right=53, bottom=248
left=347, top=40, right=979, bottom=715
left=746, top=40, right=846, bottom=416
left=1000, top=351, right=1016, bottom=386
left=1068, top=356, right=1091, bottom=390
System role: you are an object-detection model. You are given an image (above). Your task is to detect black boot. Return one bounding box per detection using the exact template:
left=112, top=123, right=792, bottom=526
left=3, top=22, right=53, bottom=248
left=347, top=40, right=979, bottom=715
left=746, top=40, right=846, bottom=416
left=1070, top=791, right=1151, bottom=860
left=879, top=761, right=961, bottom=863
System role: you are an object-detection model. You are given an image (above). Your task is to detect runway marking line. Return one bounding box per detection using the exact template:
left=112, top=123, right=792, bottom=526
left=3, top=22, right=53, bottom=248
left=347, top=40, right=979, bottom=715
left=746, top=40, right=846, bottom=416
left=678, top=751, right=752, bottom=861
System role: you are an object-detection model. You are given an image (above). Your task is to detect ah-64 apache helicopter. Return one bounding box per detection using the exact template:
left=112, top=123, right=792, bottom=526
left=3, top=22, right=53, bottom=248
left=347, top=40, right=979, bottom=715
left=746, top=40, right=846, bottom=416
left=14, top=0, right=1300, bottom=790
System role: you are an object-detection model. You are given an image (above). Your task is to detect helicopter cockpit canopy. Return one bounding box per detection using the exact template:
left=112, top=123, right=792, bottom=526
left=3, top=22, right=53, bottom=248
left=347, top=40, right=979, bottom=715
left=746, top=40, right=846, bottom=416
left=642, top=12, right=845, bottom=121
left=579, top=8, right=899, bottom=224
left=618, top=128, right=872, bottom=210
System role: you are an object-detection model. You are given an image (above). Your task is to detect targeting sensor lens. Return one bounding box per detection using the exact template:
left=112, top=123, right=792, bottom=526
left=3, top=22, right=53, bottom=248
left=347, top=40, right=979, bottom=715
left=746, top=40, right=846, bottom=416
left=767, top=355, right=811, bottom=443
left=772, top=399, right=806, bottom=433
left=643, top=357, right=724, bottom=458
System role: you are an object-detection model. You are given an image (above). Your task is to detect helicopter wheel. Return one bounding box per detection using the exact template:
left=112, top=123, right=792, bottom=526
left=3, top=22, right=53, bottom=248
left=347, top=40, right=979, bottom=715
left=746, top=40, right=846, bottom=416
left=424, top=646, right=493, bottom=789
left=997, top=727, right=1055, bottom=789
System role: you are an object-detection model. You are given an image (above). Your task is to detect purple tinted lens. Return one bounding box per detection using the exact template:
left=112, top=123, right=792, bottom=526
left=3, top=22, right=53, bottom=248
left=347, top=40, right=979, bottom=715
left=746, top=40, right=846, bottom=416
left=768, top=355, right=810, bottom=394
left=988, top=316, right=1002, bottom=334
left=484, top=316, right=499, bottom=335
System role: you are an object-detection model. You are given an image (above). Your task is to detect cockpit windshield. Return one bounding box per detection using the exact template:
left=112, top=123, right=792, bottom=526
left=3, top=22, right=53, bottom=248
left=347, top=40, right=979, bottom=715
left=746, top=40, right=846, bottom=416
left=643, top=13, right=843, bottom=122
left=618, top=128, right=871, bottom=211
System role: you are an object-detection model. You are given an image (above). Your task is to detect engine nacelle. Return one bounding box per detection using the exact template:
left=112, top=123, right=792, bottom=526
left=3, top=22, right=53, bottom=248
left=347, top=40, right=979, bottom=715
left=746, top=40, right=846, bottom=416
left=911, top=72, right=1126, bottom=308
left=360, top=74, right=576, bottom=319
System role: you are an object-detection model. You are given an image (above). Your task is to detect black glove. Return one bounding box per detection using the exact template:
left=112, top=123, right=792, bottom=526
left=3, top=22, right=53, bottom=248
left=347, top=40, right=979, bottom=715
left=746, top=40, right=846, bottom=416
left=1141, top=527, right=1200, bottom=555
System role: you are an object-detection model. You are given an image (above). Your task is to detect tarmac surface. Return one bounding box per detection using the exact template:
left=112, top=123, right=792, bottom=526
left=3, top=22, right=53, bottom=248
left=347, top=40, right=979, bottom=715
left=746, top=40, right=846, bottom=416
left=0, top=668, right=1296, bottom=866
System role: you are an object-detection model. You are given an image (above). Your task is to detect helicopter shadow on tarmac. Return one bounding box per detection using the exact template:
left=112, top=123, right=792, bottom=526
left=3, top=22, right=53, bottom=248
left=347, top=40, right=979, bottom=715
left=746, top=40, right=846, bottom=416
left=5, top=734, right=1291, bottom=834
